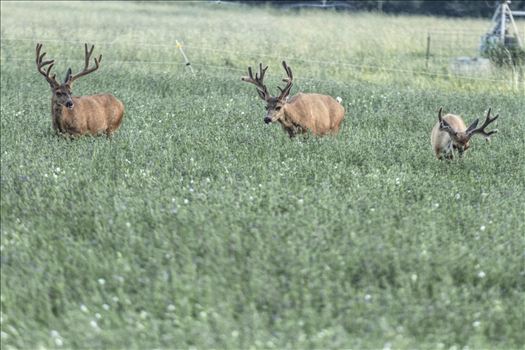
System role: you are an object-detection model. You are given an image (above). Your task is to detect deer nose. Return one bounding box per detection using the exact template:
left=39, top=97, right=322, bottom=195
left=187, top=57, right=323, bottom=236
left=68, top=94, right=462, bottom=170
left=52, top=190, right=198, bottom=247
left=264, top=116, right=272, bottom=124
left=65, top=100, right=74, bottom=109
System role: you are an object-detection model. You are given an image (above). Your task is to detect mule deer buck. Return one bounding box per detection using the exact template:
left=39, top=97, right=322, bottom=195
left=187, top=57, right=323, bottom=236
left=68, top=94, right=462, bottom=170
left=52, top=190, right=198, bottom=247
left=241, top=61, right=345, bottom=138
left=36, top=43, right=124, bottom=137
left=431, top=107, right=499, bottom=160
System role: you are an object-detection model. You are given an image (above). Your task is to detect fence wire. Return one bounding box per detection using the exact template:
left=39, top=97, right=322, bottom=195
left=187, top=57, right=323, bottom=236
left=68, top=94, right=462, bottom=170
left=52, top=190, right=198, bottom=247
left=1, top=36, right=523, bottom=88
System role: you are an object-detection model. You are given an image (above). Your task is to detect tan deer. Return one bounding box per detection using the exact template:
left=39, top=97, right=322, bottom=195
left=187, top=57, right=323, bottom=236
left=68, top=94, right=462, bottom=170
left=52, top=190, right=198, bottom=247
left=242, top=61, right=345, bottom=138
left=431, top=107, right=499, bottom=160
left=36, top=43, right=124, bottom=137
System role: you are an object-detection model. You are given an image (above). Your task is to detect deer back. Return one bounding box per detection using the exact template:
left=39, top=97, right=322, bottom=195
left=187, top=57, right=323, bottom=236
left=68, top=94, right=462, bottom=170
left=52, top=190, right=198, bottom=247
left=284, top=93, right=345, bottom=135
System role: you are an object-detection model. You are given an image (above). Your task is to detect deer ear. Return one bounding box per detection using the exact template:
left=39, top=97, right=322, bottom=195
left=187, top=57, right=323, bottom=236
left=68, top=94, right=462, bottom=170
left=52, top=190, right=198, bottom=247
left=63, top=68, right=72, bottom=84
left=439, top=118, right=451, bottom=130
left=439, top=118, right=456, bottom=135
left=466, top=118, right=479, bottom=133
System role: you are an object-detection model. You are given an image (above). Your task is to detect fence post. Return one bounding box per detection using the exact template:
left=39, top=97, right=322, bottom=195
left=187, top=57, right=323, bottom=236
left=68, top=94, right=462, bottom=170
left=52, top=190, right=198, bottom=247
left=175, top=40, right=195, bottom=76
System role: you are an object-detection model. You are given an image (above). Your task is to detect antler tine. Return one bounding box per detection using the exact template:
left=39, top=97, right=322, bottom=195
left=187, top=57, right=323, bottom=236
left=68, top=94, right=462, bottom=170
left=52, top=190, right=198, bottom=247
left=36, top=43, right=42, bottom=64
left=82, top=43, right=95, bottom=71
left=282, top=60, right=293, bottom=81
left=468, top=108, right=499, bottom=138
left=68, top=43, right=101, bottom=84
left=257, top=63, right=268, bottom=82
left=35, top=43, right=59, bottom=86
left=277, top=60, right=293, bottom=100
left=45, top=63, right=55, bottom=79
left=241, top=63, right=270, bottom=101
left=36, top=44, right=54, bottom=68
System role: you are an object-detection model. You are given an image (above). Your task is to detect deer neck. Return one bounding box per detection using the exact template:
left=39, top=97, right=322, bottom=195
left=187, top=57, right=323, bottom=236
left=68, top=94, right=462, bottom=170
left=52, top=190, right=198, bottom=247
left=51, top=96, right=68, bottom=133
left=279, top=105, right=306, bottom=137
left=282, top=105, right=302, bottom=126
left=51, top=96, right=64, bottom=116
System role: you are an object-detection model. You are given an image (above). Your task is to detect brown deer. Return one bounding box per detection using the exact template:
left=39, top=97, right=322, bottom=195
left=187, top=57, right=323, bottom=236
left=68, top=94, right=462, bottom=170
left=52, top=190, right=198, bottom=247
left=241, top=61, right=345, bottom=138
left=431, top=107, right=499, bottom=160
left=36, top=43, right=124, bottom=137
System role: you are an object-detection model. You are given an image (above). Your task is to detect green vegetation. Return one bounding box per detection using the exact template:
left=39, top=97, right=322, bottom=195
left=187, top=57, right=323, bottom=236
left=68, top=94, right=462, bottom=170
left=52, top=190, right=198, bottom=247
left=482, top=40, right=525, bottom=67
left=1, top=2, right=524, bottom=349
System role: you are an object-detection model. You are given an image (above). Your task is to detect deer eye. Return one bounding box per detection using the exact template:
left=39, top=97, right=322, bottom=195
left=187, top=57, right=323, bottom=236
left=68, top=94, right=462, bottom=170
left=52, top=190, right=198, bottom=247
left=276, top=106, right=282, bottom=111
left=56, top=92, right=63, bottom=96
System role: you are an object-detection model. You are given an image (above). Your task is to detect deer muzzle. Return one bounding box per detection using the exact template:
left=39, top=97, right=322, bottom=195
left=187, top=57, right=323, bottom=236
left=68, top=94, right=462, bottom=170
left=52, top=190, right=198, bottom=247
left=65, top=100, right=74, bottom=109
left=264, top=116, right=272, bottom=124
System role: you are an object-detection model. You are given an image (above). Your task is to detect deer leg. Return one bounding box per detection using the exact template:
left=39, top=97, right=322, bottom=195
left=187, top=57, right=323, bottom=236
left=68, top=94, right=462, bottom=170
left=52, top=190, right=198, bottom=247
left=437, top=153, right=451, bottom=161
left=438, top=147, right=454, bottom=160
left=444, top=142, right=455, bottom=160
left=58, top=132, right=76, bottom=141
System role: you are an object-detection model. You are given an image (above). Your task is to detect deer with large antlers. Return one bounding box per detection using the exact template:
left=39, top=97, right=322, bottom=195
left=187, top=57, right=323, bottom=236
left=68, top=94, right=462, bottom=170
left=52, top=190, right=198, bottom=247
left=431, top=107, right=499, bottom=160
left=36, top=43, right=124, bottom=137
left=242, top=61, right=345, bottom=138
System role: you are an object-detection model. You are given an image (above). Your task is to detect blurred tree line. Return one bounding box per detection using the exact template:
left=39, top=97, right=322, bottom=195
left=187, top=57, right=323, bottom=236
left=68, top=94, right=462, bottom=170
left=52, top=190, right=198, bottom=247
left=229, top=0, right=525, bottom=18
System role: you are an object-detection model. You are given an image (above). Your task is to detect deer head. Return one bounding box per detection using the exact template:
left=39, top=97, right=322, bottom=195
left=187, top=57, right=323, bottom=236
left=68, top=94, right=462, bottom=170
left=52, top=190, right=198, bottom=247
left=36, top=43, right=102, bottom=110
left=242, top=61, right=293, bottom=124
left=438, top=107, right=499, bottom=154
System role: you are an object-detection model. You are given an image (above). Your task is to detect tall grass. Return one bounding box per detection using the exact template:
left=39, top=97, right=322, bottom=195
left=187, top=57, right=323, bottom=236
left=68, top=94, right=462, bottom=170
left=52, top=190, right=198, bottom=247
left=1, top=2, right=524, bottom=349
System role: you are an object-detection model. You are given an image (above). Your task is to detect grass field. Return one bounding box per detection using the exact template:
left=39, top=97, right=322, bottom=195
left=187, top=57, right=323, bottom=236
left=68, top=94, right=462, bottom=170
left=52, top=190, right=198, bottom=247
left=1, top=1, right=524, bottom=349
